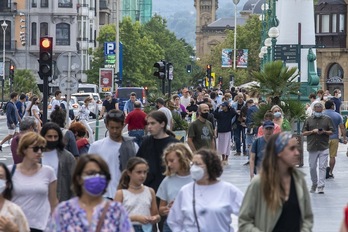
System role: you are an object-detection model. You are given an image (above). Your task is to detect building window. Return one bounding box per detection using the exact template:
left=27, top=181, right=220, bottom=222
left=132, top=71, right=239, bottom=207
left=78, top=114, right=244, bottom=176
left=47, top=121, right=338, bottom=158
left=41, top=0, right=48, bottom=8
left=316, top=14, right=319, bottom=33
left=58, top=0, right=72, bottom=8
left=321, top=15, right=329, bottom=33
left=56, top=23, right=70, bottom=46
left=329, top=63, right=343, bottom=79
left=332, top=14, right=336, bottom=33
left=40, top=22, right=48, bottom=36
left=339, top=14, right=345, bottom=32
left=31, top=22, right=37, bottom=45
left=32, top=0, right=37, bottom=7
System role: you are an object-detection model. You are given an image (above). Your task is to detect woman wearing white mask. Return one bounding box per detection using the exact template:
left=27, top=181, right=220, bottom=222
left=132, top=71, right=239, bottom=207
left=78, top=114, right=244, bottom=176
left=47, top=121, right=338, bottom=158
left=271, top=105, right=291, bottom=132
left=0, top=162, right=30, bottom=232
left=167, top=149, right=244, bottom=232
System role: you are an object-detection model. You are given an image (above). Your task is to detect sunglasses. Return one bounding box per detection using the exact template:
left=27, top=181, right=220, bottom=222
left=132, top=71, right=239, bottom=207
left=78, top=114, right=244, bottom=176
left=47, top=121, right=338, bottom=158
left=107, top=111, right=124, bottom=119
left=28, top=146, right=45, bottom=152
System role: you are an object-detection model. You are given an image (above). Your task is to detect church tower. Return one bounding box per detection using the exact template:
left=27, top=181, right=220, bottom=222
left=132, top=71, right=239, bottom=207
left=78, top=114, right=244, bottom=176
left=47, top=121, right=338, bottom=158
left=194, top=0, right=218, bottom=58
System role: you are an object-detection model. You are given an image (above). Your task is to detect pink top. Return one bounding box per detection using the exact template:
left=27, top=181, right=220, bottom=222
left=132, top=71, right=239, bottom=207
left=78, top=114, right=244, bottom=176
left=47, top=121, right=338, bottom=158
left=257, top=123, right=281, bottom=137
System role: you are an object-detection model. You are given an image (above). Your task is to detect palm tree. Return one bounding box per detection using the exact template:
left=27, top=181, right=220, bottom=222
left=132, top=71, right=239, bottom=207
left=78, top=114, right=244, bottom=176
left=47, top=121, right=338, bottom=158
left=249, top=60, right=300, bottom=106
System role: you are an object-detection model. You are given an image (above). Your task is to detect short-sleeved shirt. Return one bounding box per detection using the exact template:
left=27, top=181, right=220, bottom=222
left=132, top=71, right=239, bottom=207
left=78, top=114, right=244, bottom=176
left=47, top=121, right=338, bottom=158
left=0, top=200, right=30, bottom=232
left=103, top=98, right=118, bottom=112
left=188, top=119, right=214, bottom=150
left=302, top=115, right=334, bottom=151
left=323, top=109, right=343, bottom=139
left=156, top=174, right=192, bottom=202
left=125, top=109, right=147, bottom=131
left=251, top=137, right=267, bottom=168
left=49, top=197, right=132, bottom=231
left=10, top=165, right=57, bottom=230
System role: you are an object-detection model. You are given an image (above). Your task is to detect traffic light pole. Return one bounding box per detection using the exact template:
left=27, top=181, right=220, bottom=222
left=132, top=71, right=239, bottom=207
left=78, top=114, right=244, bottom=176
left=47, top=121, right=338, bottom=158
left=42, top=76, right=48, bottom=124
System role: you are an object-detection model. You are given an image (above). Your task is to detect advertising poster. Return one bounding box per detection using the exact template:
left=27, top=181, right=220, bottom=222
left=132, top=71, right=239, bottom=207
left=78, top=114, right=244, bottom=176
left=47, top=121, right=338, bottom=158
left=237, top=49, right=248, bottom=68
left=221, top=48, right=233, bottom=68
left=99, top=68, right=114, bottom=93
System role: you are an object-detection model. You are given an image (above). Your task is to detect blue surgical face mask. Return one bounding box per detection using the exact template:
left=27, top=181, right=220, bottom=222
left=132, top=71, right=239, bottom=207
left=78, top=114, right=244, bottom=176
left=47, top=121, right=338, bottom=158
left=274, top=112, right=282, bottom=118
left=313, top=112, right=322, bottom=118
left=83, top=175, right=107, bottom=196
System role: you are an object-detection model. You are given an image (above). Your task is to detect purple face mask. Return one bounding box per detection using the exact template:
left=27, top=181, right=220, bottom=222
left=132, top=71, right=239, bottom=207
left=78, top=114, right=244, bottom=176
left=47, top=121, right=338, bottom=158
left=83, top=175, right=107, bottom=196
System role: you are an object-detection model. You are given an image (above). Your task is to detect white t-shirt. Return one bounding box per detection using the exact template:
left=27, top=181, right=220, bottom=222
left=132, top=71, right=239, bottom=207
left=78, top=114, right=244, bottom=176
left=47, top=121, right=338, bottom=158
left=51, top=99, right=61, bottom=110
left=88, top=137, right=121, bottom=199
left=156, top=174, right=192, bottom=202
left=10, top=165, right=57, bottom=230
left=42, top=149, right=59, bottom=176
left=31, top=104, right=40, bottom=122
left=0, top=200, right=30, bottom=232
left=158, top=107, right=173, bottom=130
left=167, top=181, right=244, bottom=232
left=180, top=96, right=191, bottom=108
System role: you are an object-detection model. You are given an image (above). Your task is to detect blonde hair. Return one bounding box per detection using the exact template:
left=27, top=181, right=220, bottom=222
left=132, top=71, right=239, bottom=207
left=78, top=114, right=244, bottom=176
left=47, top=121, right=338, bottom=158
left=162, top=143, right=193, bottom=176
left=17, top=132, right=46, bottom=158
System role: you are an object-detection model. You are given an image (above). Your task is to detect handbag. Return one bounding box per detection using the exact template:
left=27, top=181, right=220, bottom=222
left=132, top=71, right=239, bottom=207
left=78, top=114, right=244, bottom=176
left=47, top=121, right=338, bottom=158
left=96, top=201, right=110, bottom=232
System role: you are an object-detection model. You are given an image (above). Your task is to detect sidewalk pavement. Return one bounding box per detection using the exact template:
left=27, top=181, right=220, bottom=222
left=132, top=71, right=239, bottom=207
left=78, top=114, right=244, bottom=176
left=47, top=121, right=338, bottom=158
left=222, top=141, right=348, bottom=232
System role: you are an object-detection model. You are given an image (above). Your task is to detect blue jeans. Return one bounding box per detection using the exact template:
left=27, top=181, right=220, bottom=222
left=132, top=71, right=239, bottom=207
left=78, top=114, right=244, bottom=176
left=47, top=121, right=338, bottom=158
left=128, top=130, right=145, bottom=146
left=234, top=125, right=246, bottom=153
left=133, top=225, right=143, bottom=232
left=163, top=221, right=172, bottom=232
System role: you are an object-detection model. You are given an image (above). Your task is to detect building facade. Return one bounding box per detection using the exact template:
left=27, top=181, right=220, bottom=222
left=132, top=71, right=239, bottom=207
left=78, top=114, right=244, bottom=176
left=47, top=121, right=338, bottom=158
left=121, top=0, right=152, bottom=24
left=315, top=0, right=348, bottom=100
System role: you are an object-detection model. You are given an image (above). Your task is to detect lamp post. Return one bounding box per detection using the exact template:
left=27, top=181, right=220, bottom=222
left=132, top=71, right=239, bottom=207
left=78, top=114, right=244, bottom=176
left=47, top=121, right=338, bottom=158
left=1, top=20, right=7, bottom=106
left=268, top=27, right=279, bottom=61
left=264, top=37, right=272, bottom=62
left=233, top=0, right=240, bottom=70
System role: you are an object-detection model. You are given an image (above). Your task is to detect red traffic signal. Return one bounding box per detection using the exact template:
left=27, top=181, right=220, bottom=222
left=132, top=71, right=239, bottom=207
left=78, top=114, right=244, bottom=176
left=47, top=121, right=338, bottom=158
left=39, top=37, right=53, bottom=79
left=206, top=64, right=212, bottom=77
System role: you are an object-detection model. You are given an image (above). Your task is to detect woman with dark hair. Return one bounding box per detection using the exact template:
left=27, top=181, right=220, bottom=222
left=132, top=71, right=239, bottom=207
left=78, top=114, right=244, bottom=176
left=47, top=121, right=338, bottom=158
left=136, top=111, right=178, bottom=192
left=167, top=149, right=243, bottom=231
left=50, top=107, right=79, bottom=157
left=41, top=122, right=76, bottom=202
left=0, top=162, right=30, bottom=232
left=48, top=154, right=132, bottom=231
left=69, top=122, right=90, bottom=155
left=239, top=132, right=313, bottom=231
left=10, top=132, right=58, bottom=232
left=27, top=96, right=42, bottom=132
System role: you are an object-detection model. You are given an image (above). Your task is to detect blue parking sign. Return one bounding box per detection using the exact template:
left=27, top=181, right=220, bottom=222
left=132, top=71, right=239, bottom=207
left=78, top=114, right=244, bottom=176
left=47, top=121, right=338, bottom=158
left=104, top=42, right=116, bottom=55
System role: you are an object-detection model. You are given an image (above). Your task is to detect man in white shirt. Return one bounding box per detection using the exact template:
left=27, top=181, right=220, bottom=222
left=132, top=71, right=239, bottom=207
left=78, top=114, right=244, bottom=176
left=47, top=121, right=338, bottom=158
left=88, top=110, right=138, bottom=199
left=155, top=98, right=173, bottom=130
left=180, top=88, right=191, bottom=108
left=51, top=90, right=63, bottom=110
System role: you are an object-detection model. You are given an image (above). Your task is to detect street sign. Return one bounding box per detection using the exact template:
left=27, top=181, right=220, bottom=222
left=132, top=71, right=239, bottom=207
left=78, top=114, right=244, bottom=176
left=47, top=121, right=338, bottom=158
left=274, top=44, right=299, bottom=63
left=56, top=52, right=81, bottom=73
left=99, top=68, right=114, bottom=93
left=59, top=75, right=79, bottom=95
left=104, top=42, right=116, bottom=55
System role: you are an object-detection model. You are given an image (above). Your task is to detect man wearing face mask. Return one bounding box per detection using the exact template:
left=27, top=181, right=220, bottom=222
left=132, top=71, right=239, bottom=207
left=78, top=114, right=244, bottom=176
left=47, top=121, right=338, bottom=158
left=331, top=89, right=342, bottom=114
left=302, top=102, right=333, bottom=194
left=187, top=104, right=215, bottom=152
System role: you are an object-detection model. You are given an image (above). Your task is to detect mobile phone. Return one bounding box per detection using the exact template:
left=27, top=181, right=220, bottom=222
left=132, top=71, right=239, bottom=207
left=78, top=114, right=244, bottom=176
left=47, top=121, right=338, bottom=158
left=319, top=128, right=323, bottom=131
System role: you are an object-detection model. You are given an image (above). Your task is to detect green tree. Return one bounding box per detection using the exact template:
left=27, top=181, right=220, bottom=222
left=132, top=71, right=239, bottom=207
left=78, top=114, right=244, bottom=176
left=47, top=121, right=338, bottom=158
left=7, top=69, right=40, bottom=96
left=249, top=60, right=300, bottom=106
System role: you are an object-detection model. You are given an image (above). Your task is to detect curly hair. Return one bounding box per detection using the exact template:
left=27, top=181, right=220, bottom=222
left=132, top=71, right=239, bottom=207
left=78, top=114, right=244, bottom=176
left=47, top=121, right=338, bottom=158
left=69, top=122, right=87, bottom=137
left=195, top=149, right=223, bottom=180
left=50, top=107, right=67, bottom=128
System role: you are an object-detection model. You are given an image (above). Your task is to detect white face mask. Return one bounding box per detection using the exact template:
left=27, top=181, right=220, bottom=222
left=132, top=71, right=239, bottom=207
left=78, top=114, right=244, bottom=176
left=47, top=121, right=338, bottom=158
left=190, top=165, right=205, bottom=181
left=0, top=179, right=6, bottom=194
left=337, top=94, right=341, bottom=98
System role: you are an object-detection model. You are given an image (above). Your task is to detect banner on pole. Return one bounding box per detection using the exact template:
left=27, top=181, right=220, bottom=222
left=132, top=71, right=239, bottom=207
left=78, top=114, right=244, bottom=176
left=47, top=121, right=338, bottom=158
left=221, top=49, right=248, bottom=68
left=99, top=68, right=114, bottom=93
left=222, top=49, right=233, bottom=68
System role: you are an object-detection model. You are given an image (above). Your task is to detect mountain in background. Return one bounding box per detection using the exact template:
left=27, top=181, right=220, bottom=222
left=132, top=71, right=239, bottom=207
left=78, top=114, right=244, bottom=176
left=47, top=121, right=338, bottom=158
left=152, top=0, right=248, bottom=46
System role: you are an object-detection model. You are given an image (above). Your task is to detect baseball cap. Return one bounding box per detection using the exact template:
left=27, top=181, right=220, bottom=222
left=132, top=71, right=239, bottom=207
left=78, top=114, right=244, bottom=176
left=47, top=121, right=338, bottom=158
left=105, top=92, right=112, bottom=96
left=221, top=101, right=229, bottom=107
left=263, top=120, right=275, bottom=128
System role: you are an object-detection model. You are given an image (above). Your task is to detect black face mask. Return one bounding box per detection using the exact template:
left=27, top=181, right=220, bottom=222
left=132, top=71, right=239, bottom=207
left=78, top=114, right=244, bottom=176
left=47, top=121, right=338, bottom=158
left=155, top=105, right=159, bottom=109
left=200, top=112, right=209, bottom=119
left=46, top=141, right=59, bottom=150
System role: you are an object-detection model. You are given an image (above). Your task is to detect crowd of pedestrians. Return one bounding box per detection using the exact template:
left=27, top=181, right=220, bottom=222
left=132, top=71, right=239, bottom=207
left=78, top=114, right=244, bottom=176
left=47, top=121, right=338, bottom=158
left=0, top=86, right=347, bottom=231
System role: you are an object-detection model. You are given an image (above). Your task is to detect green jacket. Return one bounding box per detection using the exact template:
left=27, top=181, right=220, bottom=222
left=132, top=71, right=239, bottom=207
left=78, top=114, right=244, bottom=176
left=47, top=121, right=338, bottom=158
left=238, top=169, right=313, bottom=232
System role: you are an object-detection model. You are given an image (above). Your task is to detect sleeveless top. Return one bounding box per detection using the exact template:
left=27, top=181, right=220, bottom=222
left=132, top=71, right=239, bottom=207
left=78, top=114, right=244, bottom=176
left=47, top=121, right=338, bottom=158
left=122, top=186, right=152, bottom=225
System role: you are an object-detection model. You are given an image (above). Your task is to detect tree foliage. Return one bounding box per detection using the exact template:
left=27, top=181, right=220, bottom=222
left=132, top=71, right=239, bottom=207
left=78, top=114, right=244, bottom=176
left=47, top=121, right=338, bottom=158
left=3, top=69, right=40, bottom=98
left=198, top=15, right=262, bottom=89
left=86, top=15, right=194, bottom=91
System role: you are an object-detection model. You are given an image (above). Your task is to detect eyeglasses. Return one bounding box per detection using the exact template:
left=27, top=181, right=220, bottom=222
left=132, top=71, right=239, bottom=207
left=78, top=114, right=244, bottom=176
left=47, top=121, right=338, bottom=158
left=28, top=146, right=45, bottom=152
left=83, top=170, right=105, bottom=176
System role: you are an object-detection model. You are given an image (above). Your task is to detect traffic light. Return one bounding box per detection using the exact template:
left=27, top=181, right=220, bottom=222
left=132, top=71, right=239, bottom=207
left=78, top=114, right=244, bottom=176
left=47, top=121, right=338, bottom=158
left=186, top=64, right=192, bottom=73
left=206, top=64, right=212, bottom=77
left=219, top=76, right=223, bottom=85
left=153, top=61, right=166, bottom=79
left=9, top=65, right=14, bottom=79
left=38, top=37, right=53, bottom=80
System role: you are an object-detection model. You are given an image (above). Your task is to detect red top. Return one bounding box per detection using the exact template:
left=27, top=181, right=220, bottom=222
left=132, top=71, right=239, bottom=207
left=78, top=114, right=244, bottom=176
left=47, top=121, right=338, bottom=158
left=125, top=109, right=147, bottom=131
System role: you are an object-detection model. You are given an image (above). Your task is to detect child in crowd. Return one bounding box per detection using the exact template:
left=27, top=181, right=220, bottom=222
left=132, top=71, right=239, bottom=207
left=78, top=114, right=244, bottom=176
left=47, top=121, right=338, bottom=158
left=115, top=157, right=160, bottom=232
left=156, top=143, right=193, bottom=232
